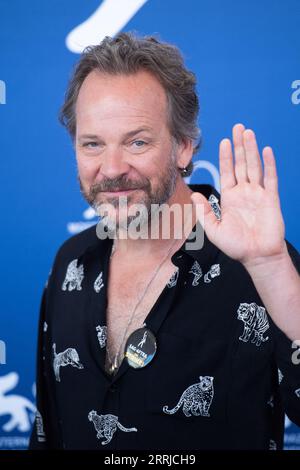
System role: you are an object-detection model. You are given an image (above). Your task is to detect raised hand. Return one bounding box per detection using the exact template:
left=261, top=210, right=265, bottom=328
left=191, top=123, right=286, bottom=268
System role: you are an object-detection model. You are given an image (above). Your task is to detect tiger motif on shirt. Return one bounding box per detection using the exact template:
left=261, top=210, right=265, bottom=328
left=204, top=264, right=220, bottom=283
left=237, top=302, right=269, bottom=347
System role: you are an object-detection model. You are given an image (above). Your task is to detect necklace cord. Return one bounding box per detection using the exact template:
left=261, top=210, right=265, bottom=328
left=106, top=238, right=179, bottom=374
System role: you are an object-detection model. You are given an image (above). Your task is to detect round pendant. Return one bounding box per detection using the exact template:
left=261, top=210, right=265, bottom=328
left=124, top=327, right=157, bottom=369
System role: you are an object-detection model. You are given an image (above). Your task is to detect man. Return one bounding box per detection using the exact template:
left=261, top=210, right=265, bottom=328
left=29, top=33, right=300, bottom=450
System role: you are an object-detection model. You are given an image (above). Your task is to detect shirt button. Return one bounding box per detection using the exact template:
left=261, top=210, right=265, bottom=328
left=109, top=384, right=118, bottom=393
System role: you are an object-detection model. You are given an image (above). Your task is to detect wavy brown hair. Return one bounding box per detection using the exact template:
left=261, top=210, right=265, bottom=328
left=60, top=32, right=201, bottom=176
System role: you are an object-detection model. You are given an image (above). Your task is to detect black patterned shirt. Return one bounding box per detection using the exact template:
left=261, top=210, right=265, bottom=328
left=29, top=184, right=300, bottom=450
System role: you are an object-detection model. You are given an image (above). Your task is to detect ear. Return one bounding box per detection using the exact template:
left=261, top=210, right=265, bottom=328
left=175, top=138, right=194, bottom=170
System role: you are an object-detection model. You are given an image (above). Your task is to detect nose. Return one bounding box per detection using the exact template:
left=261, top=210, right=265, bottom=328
left=99, top=146, right=131, bottom=179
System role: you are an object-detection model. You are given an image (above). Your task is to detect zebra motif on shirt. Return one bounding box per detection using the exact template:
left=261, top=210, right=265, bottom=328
left=88, top=411, right=137, bottom=445
left=94, top=271, right=104, bottom=293
left=96, top=325, right=107, bottom=349
left=52, top=343, right=84, bottom=382
left=237, top=302, right=269, bottom=347
left=163, top=376, right=214, bottom=417
left=204, top=264, right=220, bottom=283
left=189, top=261, right=202, bottom=286
left=61, top=259, right=84, bottom=291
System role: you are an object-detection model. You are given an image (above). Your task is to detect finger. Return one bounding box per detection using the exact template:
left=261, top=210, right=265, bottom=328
left=243, top=129, right=263, bottom=185
left=262, top=146, right=278, bottom=193
left=232, top=123, right=248, bottom=183
left=191, top=192, right=219, bottom=240
left=219, top=138, right=236, bottom=191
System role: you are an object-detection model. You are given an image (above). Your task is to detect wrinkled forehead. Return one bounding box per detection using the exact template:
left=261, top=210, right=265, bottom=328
left=75, top=70, right=169, bottom=134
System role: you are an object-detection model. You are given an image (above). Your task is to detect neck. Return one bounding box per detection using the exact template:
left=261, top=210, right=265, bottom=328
left=112, top=178, right=197, bottom=257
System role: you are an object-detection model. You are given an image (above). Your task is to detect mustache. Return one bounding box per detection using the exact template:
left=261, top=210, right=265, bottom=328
left=89, top=175, right=151, bottom=197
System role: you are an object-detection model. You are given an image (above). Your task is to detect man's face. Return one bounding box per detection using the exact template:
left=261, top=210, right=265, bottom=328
left=75, top=70, right=180, bottom=233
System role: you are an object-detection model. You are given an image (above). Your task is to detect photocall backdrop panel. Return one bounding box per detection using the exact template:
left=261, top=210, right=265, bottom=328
left=0, top=0, right=299, bottom=450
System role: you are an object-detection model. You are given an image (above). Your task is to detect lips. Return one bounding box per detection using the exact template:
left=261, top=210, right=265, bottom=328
left=101, top=188, right=142, bottom=193
left=104, top=189, right=135, bottom=192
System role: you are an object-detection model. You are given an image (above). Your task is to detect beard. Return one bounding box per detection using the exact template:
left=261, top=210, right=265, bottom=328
left=79, top=154, right=179, bottom=236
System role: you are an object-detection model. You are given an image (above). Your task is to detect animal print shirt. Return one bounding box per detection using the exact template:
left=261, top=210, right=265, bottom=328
left=29, top=184, right=300, bottom=450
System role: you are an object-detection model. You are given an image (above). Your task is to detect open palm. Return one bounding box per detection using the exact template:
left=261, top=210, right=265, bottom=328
left=191, top=124, right=286, bottom=266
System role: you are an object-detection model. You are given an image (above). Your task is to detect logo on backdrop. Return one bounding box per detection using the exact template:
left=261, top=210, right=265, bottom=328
left=291, top=80, right=300, bottom=105
left=66, top=0, right=149, bottom=54
left=0, top=80, right=6, bottom=105
left=67, top=206, right=98, bottom=234
left=0, top=341, right=6, bottom=364
left=285, top=415, right=300, bottom=449
left=0, top=372, right=36, bottom=449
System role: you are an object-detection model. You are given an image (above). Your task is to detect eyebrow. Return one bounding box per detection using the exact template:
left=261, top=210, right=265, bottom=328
left=77, top=127, right=154, bottom=141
